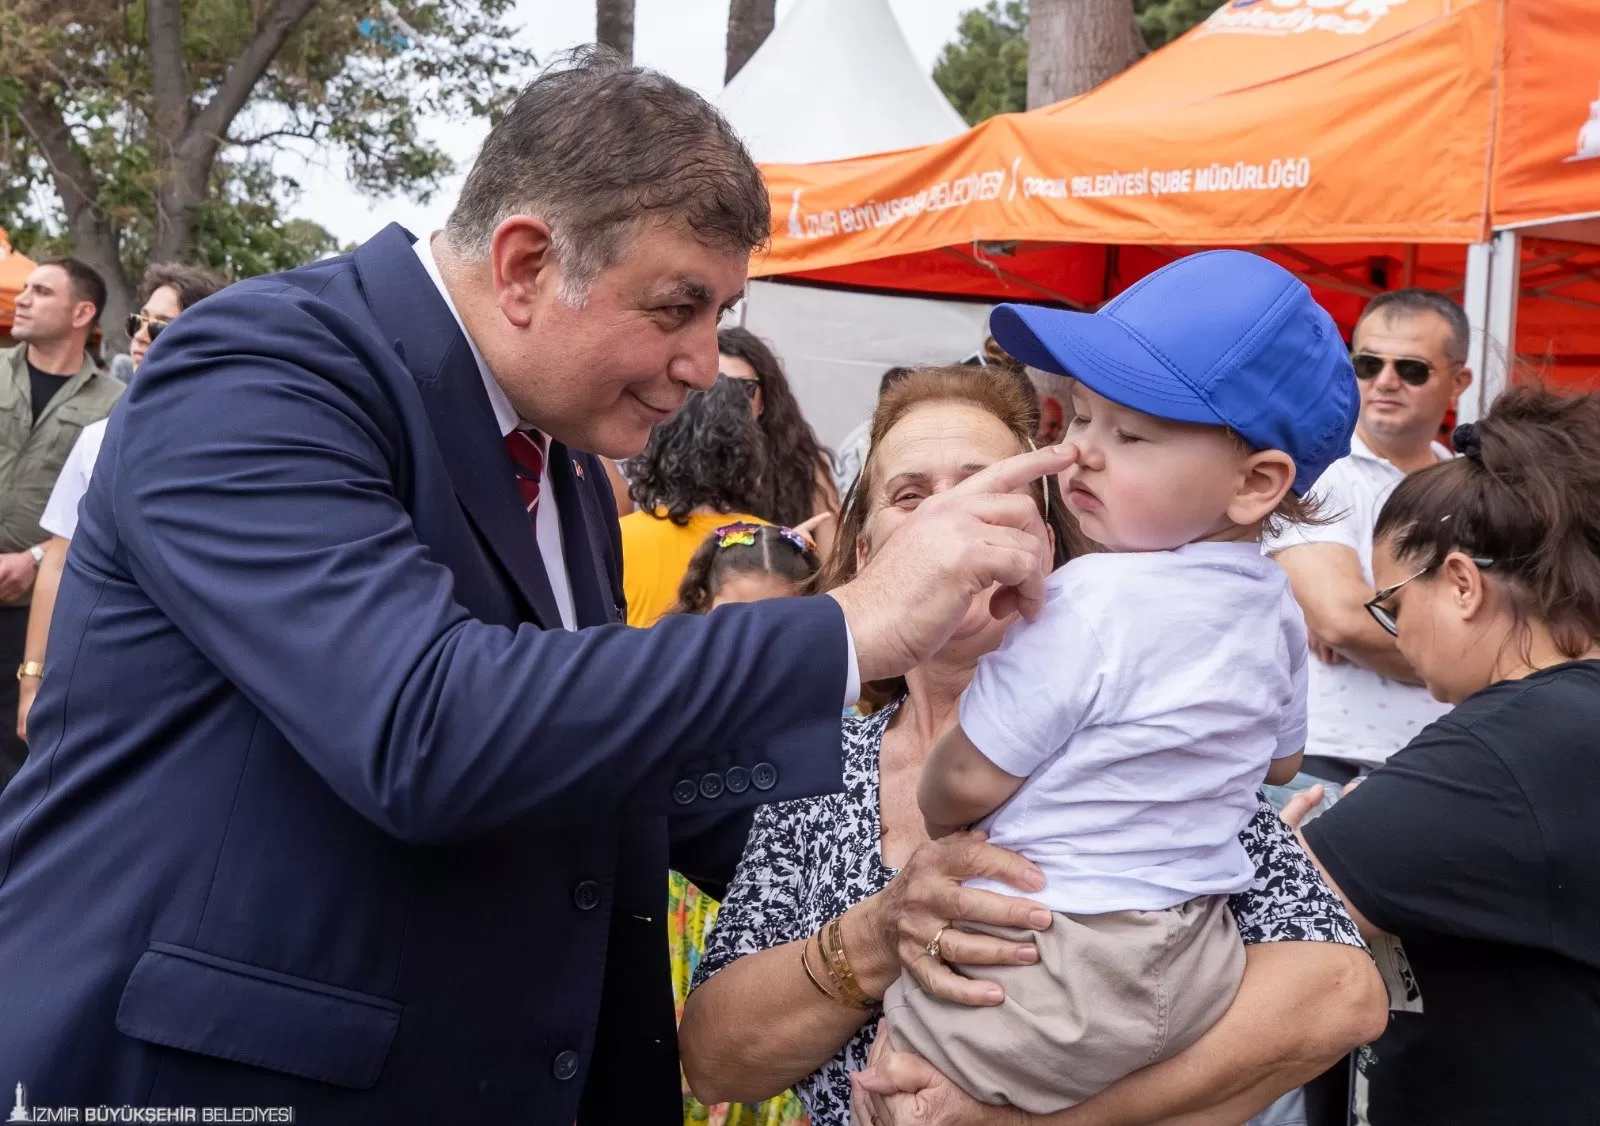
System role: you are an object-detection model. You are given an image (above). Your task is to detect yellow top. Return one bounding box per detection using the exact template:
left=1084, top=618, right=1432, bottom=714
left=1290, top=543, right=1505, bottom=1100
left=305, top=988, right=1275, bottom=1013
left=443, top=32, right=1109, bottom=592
left=619, top=509, right=769, bottom=628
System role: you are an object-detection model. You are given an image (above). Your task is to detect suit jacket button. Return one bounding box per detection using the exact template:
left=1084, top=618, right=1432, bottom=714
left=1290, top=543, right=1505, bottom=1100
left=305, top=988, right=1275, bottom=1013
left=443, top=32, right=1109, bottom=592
left=573, top=880, right=601, bottom=911
left=552, top=1049, right=579, bottom=1081
left=672, top=779, right=698, bottom=805
left=724, top=766, right=750, bottom=794
left=751, top=762, right=778, bottom=791
left=699, top=772, right=725, bottom=800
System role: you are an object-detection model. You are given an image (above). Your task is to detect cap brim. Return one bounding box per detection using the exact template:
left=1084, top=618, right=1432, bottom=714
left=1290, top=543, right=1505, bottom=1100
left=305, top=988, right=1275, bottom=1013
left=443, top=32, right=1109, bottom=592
left=990, top=304, right=1225, bottom=427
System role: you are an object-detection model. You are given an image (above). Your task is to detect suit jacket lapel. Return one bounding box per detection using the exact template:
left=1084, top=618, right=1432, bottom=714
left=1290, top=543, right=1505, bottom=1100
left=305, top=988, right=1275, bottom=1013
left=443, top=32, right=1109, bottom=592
left=353, top=225, right=562, bottom=629
left=548, top=444, right=620, bottom=627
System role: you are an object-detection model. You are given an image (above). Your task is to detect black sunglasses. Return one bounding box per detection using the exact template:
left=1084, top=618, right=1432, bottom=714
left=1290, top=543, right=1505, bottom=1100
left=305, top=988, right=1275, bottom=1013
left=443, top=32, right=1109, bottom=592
left=1364, top=556, right=1495, bottom=636
left=1351, top=352, right=1435, bottom=386
left=126, top=311, right=173, bottom=342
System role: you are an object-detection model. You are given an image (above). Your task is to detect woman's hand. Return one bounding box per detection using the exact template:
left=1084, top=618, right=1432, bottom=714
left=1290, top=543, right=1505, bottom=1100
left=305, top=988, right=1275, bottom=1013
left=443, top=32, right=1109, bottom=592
left=853, top=1025, right=1020, bottom=1126
left=860, top=830, right=1054, bottom=1006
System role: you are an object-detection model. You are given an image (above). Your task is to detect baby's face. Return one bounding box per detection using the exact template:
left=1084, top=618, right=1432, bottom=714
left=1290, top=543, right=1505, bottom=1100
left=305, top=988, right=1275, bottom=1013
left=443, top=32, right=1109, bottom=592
left=1061, top=384, right=1252, bottom=552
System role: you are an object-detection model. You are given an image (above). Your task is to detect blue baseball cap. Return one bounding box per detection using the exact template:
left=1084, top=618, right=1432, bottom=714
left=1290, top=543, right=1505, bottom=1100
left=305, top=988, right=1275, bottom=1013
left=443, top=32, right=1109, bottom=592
left=990, top=250, right=1358, bottom=494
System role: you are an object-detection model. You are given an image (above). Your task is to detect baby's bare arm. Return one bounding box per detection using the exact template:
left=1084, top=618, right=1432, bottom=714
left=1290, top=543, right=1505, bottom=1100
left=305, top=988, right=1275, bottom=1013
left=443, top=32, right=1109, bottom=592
left=1266, top=748, right=1304, bottom=786
left=918, top=724, right=1028, bottom=839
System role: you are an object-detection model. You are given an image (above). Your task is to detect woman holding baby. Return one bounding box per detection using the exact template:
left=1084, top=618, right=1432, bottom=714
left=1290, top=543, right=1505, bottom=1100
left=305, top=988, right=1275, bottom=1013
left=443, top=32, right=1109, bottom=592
left=679, top=252, right=1388, bottom=1126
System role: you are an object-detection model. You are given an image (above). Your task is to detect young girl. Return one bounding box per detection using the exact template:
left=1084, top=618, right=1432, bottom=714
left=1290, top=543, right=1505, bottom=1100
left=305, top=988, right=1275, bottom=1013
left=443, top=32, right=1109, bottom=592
left=666, top=520, right=820, bottom=1126
left=667, top=522, right=821, bottom=616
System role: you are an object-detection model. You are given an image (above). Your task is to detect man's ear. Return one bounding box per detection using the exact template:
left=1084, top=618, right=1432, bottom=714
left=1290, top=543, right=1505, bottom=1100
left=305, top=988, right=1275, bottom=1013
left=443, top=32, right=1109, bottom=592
left=1453, top=366, right=1475, bottom=402
left=1228, top=450, right=1296, bottom=527
left=70, top=301, right=97, bottom=333
left=490, top=216, right=559, bottom=329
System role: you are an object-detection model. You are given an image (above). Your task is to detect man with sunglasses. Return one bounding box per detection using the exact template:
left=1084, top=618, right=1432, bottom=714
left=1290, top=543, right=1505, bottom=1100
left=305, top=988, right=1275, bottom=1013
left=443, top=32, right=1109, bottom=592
left=0, top=256, right=122, bottom=790
left=1266, top=289, right=1473, bottom=789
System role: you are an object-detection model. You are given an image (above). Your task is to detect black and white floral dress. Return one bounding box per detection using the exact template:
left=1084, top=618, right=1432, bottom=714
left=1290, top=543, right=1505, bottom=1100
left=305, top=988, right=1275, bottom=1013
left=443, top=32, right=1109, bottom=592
left=694, top=699, right=1366, bottom=1126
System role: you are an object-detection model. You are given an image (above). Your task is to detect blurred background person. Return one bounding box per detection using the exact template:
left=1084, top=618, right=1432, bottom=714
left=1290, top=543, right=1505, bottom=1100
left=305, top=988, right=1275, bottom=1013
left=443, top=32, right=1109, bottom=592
left=1267, top=289, right=1473, bottom=787
left=717, top=326, right=840, bottom=554
left=664, top=519, right=822, bottom=1126
left=620, top=376, right=773, bottom=627
left=0, top=257, right=120, bottom=790
left=16, top=263, right=223, bottom=746
left=833, top=365, right=913, bottom=504
left=1286, top=385, right=1600, bottom=1125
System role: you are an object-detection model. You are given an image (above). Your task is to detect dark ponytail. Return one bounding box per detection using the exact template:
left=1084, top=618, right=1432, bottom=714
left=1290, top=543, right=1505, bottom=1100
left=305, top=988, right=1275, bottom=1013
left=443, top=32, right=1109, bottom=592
left=1374, top=384, right=1600, bottom=658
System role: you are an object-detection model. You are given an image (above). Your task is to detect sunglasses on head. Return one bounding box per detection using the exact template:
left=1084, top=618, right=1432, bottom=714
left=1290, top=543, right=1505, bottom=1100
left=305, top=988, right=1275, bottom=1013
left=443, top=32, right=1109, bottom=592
left=1351, top=352, right=1434, bottom=386
left=126, top=311, right=173, bottom=343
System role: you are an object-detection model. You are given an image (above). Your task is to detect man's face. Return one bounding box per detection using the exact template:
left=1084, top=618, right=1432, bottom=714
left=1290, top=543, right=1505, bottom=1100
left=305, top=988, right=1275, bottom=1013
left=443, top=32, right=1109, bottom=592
left=481, top=220, right=748, bottom=459
left=12, top=265, right=93, bottom=347
left=1351, top=310, right=1472, bottom=445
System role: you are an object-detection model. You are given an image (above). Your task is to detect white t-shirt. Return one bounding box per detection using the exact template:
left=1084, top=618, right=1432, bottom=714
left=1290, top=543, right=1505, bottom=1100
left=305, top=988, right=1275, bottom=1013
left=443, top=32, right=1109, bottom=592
left=1263, top=434, right=1453, bottom=767
left=40, top=417, right=109, bottom=540
left=960, top=543, right=1308, bottom=915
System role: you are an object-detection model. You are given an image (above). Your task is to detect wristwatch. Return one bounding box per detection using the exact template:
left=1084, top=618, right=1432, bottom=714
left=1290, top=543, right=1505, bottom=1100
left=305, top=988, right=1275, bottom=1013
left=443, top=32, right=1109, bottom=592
left=28, top=544, right=44, bottom=566
left=16, top=661, right=44, bottom=681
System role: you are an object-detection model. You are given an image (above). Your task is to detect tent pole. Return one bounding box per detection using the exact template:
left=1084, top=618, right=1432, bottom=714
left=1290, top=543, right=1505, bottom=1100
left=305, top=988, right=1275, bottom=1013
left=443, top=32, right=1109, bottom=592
left=1484, top=229, right=1520, bottom=407
left=1460, top=242, right=1493, bottom=424
left=1401, top=245, right=1417, bottom=288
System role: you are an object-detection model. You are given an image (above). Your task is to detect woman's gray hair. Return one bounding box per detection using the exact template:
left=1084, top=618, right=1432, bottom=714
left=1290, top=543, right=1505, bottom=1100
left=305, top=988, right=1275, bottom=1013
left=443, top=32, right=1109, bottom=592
left=445, top=46, right=770, bottom=305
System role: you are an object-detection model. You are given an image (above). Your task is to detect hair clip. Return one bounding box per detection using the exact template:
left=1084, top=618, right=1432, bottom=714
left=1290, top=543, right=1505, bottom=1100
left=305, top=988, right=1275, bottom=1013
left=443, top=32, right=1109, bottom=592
left=714, top=523, right=761, bottom=549
left=776, top=526, right=818, bottom=556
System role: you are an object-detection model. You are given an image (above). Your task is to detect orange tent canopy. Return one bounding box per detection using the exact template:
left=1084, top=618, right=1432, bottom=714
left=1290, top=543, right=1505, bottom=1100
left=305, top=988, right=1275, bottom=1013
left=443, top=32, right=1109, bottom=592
left=753, top=0, right=1600, bottom=388
left=0, top=228, right=37, bottom=334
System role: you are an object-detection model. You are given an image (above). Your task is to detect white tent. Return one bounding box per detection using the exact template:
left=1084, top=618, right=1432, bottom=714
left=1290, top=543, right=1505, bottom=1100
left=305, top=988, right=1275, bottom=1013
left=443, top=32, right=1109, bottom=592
left=719, top=0, right=990, bottom=450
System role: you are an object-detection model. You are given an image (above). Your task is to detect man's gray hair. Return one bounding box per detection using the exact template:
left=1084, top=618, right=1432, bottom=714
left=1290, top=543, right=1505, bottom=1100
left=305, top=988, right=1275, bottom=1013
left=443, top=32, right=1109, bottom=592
left=1357, top=288, right=1472, bottom=367
left=446, top=46, right=770, bottom=304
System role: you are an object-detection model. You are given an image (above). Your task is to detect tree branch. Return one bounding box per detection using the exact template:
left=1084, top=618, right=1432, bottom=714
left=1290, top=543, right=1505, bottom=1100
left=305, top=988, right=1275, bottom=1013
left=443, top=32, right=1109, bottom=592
left=14, top=91, right=102, bottom=227
left=187, top=0, right=321, bottom=155
left=145, top=0, right=191, bottom=145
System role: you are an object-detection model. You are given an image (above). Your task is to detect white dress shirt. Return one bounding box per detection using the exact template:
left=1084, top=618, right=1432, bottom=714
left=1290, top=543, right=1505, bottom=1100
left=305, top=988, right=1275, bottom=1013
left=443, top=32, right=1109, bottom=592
left=412, top=233, right=859, bottom=704
left=414, top=236, right=576, bottom=631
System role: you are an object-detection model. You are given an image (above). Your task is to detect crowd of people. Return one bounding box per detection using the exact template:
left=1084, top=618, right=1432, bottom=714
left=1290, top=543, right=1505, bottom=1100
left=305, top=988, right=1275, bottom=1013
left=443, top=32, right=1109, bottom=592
left=0, top=46, right=1596, bottom=1126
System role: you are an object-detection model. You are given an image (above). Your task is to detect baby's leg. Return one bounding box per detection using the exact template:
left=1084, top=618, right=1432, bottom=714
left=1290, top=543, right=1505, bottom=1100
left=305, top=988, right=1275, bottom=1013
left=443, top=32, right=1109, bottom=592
left=877, top=900, right=1245, bottom=1115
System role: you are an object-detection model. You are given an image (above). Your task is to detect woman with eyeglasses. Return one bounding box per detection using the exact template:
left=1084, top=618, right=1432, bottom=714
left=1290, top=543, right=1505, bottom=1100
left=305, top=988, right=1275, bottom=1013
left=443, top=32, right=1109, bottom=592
left=1282, top=384, right=1600, bottom=1125
left=15, top=263, right=223, bottom=744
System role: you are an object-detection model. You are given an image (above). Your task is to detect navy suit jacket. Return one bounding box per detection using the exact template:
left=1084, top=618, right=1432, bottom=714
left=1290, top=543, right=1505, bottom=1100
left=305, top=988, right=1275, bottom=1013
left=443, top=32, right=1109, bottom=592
left=0, top=225, right=849, bottom=1124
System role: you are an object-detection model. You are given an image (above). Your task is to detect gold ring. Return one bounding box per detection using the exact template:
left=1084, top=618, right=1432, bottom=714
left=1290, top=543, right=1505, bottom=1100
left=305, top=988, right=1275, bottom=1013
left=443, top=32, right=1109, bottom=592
left=926, top=923, right=951, bottom=961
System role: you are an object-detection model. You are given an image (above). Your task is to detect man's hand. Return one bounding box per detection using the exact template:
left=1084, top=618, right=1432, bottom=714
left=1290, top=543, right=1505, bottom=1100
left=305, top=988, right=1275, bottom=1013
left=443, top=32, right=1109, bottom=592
left=830, top=444, right=1075, bottom=683
left=0, top=550, right=38, bottom=603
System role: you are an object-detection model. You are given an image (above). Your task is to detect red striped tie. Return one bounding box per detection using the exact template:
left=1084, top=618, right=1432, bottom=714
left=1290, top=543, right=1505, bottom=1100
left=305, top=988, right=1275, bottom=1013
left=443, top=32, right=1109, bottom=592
left=505, top=427, right=548, bottom=521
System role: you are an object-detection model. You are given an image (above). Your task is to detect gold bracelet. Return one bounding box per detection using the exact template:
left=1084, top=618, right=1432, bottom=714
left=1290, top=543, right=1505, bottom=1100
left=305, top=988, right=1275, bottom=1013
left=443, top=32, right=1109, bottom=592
left=799, top=933, right=854, bottom=1008
left=822, top=915, right=878, bottom=1010
left=16, top=660, right=44, bottom=681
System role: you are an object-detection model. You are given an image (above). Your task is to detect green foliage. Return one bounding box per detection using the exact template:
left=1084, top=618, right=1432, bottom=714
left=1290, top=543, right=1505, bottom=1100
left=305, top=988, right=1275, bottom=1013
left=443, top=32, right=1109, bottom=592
left=1135, top=0, right=1228, bottom=48
left=0, top=0, right=534, bottom=283
left=933, top=1, right=1029, bottom=126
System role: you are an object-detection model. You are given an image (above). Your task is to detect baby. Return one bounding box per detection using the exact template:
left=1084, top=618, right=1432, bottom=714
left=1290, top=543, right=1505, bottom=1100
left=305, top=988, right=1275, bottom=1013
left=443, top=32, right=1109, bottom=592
left=877, top=250, right=1359, bottom=1114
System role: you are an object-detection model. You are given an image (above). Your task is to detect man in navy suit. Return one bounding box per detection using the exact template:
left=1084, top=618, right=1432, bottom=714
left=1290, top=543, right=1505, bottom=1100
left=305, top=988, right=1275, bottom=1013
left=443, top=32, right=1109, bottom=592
left=0, top=50, right=1067, bottom=1124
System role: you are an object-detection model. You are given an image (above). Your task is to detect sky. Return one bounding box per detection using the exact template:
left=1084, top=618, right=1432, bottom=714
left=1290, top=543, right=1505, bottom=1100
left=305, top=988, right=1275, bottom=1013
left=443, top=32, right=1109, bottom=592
left=282, top=0, right=975, bottom=246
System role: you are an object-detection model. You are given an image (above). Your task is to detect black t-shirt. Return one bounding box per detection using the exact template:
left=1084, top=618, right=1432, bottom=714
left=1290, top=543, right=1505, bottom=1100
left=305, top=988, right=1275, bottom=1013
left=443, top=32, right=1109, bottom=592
left=1307, top=660, right=1600, bottom=1125
left=27, top=360, right=72, bottom=425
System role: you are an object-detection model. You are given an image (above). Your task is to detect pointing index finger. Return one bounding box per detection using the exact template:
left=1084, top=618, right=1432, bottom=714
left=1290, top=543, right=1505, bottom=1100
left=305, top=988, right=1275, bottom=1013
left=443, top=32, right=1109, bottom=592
left=952, top=443, right=1077, bottom=498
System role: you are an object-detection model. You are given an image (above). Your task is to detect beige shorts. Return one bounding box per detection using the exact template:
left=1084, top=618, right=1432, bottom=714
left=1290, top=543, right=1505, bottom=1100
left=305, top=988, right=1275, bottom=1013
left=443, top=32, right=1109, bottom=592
left=879, top=894, right=1245, bottom=1116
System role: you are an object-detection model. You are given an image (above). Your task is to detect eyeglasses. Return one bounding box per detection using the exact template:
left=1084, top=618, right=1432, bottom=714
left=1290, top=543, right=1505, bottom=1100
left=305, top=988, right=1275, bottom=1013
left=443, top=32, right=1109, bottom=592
left=126, top=311, right=173, bottom=343
left=1351, top=352, right=1436, bottom=386
left=1364, top=555, right=1495, bottom=636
